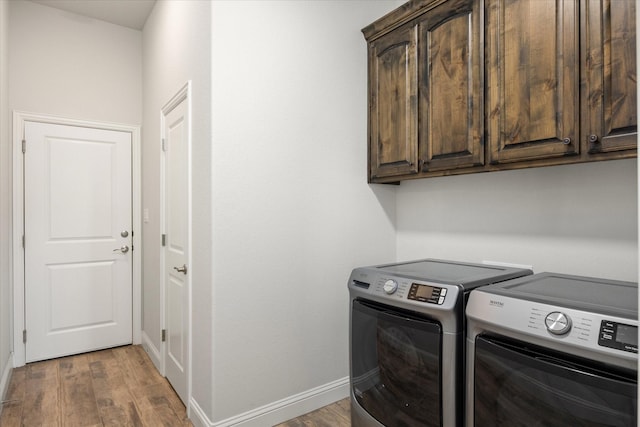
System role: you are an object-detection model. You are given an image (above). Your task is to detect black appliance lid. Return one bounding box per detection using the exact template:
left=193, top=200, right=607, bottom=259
left=374, top=259, right=532, bottom=290
left=480, top=272, right=638, bottom=320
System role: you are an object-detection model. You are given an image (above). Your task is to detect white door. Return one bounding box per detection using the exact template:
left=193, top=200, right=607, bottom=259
left=24, top=121, right=133, bottom=363
left=162, top=91, right=190, bottom=405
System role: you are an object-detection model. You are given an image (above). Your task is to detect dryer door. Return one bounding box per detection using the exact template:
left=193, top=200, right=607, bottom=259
left=473, top=335, right=637, bottom=427
left=351, top=299, right=442, bottom=427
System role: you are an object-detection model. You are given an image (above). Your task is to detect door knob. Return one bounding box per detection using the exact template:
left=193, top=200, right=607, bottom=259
left=113, top=245, right=129, bottom=254
left=173, top=264, right=187, bottom=275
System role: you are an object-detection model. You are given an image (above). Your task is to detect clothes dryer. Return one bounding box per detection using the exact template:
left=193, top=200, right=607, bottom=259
left=348, top=259, right=532, bottom=427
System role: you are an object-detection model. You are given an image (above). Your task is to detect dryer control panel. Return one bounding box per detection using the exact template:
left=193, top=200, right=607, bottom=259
left=369, top=277, right=453, bottom=307
left=407, top=283, right=447, bottom=305
left=348, top=271, right=461, bottom=315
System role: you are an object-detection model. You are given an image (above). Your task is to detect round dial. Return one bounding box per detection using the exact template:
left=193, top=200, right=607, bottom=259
left=383, top=279, right=398, bottom=295
left=545, top=311, right=572, bottom=335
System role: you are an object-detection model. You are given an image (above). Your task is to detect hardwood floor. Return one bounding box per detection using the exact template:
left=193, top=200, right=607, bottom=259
left=0, top=344, right=350, bottom=427
left=274, top=398, right=350, bottom=427
left=0, top=345, right=192, bottom=427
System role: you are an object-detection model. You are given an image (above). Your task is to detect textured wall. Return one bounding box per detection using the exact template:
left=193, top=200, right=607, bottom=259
left=8, top=0, right=141, bottom=124
left=0, top=0, right=12, bottom=398
left=141, top=0, right=212, bottom=419
left=397, top=159, right=637, bottom=282
left=208, top=1, right=400, bottom=423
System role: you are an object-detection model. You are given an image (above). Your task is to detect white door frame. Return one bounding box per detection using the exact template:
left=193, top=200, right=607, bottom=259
left=160, top=81, right=192, bottom=408
left=12, top=111, right=142, bottom=367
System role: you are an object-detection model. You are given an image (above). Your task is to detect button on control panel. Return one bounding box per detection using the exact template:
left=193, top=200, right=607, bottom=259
left=407, top=283, right=446, bottom=305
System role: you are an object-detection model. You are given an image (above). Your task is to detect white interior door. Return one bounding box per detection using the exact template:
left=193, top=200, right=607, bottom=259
left=24, top=121, right=133, bottom=363
left=162, top=89, right=190, bottom=405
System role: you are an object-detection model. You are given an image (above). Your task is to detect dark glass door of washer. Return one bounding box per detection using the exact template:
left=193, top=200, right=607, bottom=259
left=474, top=335, right=637, bottom=427
left=351, top=299, right=442, bottom=427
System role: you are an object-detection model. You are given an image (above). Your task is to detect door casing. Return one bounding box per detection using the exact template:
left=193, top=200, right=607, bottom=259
left=12, top=111, right=142, bottom=367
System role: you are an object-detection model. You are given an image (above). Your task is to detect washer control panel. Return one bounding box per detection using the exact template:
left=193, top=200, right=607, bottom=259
left=598, top=320, right=638, bottom=354
left=467, top=291, right=638, bottom=365
left=407, top=283, right=447, bottom=305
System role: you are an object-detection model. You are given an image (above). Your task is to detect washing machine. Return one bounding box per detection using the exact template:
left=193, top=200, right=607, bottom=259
left=348, top=259, right=532, bottom=427
left=466, top=272, right=638, bottom=427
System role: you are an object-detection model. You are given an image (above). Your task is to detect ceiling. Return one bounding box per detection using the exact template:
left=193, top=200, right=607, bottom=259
left=30, top=0, right=157, bottom=30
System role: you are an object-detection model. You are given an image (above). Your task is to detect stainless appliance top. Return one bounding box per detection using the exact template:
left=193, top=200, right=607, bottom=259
left=370, top=259, right=532, bottom=290
left=477, top=272, right=637, bottom=320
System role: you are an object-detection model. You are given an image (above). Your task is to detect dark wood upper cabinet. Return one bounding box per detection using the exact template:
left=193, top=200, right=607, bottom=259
left=419, top=0, right=483, bottom=172
left=368, top=22, right=419, bottom=180
left=362, top=0, right=637, bottom=184
left=583, top=0, right=637, bottom=154
left=486, top=0, right=579, bottom=164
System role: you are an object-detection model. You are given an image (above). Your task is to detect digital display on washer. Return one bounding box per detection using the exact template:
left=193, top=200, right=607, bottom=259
left=616, top=324, right=638, bottom=346
left=408, top=283, right=446, bottom=304
left=598, top=320, right=638, bottom=353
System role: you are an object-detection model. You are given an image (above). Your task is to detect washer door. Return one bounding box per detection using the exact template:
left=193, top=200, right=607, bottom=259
left=473, top=335, right=637, bottom=427
left=351, top=299, right=442, bottom=427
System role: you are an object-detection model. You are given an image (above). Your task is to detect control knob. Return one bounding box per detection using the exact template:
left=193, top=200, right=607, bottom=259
left=545, top=311, right=572, bottom=335
left=383, top=279, right=398, bottom=295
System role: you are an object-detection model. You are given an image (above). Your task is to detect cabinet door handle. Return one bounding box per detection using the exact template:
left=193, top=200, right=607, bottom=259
left=562, top=137, right=572, bottom=145
left=589, top=134, right=599, bottom=143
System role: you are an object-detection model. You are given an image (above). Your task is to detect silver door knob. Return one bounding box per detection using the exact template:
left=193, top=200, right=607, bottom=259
left=173, top=264, right=187, bottom=275
left=113, top=245, right=129, bottom=254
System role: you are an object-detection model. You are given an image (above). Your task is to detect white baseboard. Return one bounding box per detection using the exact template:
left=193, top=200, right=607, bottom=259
left=189, top=376, right=349, bottom=427
left=188, top=398, right=210, bottom=427
left=141, top=330, right=162, bottom=374
left=0, top=352, right=13, bottom=417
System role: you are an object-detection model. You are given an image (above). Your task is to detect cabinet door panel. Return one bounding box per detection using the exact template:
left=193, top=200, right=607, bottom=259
left=369, top=23, right=419, bottom=180
left=487, top=0, right=579, bottom=163
left=420, top=0, right=483, bottom=171
left=584, top=0, right=637, bottom=153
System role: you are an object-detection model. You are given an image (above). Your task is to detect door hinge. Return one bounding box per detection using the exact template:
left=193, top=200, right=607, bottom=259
left=161, top=329, right=166, bottom=342
left=22, top=330, right=27, bottom=343
left=162, top=234, right=166, bottom=246
left=22, top=139, right=26, bottom=153
left=161, top=138, right=166, bottom=152
left=22, top=235, right=25, bottom=249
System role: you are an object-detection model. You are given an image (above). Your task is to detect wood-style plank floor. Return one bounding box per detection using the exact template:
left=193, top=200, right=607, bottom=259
left=0, top=345, right=192, bottom=427
left=0, top=344, right=351, bottom=427
left=274, top=398, right=350, bottom=427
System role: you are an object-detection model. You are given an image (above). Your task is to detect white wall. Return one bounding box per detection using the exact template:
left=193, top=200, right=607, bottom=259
left=209, top=1, right=399, bottom=424
left=397, top=159, right=638, bottom=281
left=0, top=0, right=12, bottom=401
left=8, top=0, right=142, bottom=124
left=141, top=0, right=213, bottom=419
